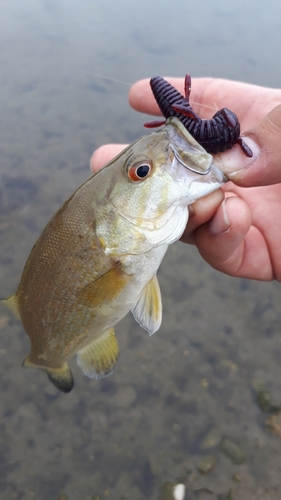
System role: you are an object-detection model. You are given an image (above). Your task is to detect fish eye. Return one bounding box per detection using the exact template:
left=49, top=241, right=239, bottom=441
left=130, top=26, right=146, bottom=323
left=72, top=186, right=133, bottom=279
left=127, top=161, right=152, bottom=181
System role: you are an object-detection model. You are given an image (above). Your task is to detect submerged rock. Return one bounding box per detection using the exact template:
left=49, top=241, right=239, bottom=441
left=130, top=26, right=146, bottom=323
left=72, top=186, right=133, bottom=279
left=219, top=437, right=245, bottom=465
left=160, top=481, right=186, bottom=500
left=200, top=427, right=221, bottom=450
left=196, top=455, right=217, bottom=474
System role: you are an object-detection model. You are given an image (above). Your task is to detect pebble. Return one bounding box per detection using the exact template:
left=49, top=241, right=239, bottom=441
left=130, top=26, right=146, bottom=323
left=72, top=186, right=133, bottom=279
left=160, top=482, right=186, bottom=500
left=200, top=427, right=221, bottom=449
left=57, top=493, right=68, bottom=500
left=256, top=388, right=281, bottom=414
left=196, top=455, right=217, bottom=474
left=266, top=412, right=281, bottom=435
left=219, top=437, right=245, bottom=465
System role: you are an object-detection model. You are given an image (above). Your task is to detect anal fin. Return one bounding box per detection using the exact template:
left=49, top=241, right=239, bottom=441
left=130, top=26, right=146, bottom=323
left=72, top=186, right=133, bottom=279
left=77, top=327, right=119, bottom=379
left=22, top=356, right=74, bottom=393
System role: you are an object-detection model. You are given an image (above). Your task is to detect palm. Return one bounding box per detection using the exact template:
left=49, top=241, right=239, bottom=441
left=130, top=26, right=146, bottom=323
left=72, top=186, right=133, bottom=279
left=191, top=78, right=281, bottom=280
left=224, top=182, right=281, bottom=280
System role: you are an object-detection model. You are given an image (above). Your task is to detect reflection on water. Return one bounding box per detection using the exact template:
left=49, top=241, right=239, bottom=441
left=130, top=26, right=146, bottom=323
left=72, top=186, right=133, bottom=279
left=1, top=0, right=281, bottom=498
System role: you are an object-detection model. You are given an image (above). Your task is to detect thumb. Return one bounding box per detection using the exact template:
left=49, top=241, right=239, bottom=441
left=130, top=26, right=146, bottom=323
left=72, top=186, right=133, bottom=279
left=215, top=104, right=281, bottom=187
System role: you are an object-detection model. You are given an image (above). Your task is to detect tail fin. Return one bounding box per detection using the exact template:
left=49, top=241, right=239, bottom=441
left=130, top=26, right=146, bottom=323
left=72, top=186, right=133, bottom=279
left=22, top=356, right=74, bottom=393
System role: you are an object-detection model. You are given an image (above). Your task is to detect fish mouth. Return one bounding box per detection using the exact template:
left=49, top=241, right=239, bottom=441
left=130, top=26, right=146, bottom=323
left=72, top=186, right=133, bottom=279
left=169, top=143, right=212, bottom=175
left=166, top=117, right=227, bottom=188
left=165, top=116, right=227, bottom=179
left=165, top=118, right=227, bottom=206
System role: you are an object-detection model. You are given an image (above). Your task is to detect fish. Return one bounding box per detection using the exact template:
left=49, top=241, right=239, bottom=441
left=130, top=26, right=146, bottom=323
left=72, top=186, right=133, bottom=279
left=0, top=117, right=226, bottom=393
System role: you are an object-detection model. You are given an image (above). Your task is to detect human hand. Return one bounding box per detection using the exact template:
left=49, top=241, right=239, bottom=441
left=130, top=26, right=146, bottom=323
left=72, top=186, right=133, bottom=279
left=90, top=77, right=281, bottom=281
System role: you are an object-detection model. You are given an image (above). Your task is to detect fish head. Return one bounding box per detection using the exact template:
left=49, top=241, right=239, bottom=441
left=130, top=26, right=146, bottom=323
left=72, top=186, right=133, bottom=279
left=96, top=117, right=227, bottom=249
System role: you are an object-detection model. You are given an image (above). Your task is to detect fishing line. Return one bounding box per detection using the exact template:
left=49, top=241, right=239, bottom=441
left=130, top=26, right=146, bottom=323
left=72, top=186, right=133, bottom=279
left=71, top=68, right=218, bottom=113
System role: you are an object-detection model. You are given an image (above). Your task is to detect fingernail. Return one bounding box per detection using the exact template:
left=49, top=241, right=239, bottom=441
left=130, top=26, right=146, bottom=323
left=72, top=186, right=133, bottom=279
left=209, top=199, right=230, bottom=235
left=215, top=136, right=261, bottom=177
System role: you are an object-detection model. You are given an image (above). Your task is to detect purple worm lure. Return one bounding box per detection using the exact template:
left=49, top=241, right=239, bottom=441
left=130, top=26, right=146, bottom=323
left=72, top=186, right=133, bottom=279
left=144, top=74, right=253, bottom=157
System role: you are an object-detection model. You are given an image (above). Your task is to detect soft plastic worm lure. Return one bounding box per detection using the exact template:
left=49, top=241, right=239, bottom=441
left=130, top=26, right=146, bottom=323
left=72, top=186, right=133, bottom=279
left=144, top=74, right=253, bottom=157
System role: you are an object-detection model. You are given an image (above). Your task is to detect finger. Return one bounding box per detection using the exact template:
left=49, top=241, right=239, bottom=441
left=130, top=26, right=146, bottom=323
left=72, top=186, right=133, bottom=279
left=129, top=78, right=165, bottom=116
left=181, top=189, right=225, bottom=244
left=90, top=144, right=128, bottom=173
left=214, top=104, right=281, bottom=187
left=194, top=196, right=272, bottom=280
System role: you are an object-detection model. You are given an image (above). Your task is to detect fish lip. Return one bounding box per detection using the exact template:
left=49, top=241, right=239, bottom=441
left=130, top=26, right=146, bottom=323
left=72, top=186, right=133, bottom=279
left=166, top=118, right=228, bottom=183
left=169, top=144, right=211, bottom=175
left=165, top=117, right=215, bottom=175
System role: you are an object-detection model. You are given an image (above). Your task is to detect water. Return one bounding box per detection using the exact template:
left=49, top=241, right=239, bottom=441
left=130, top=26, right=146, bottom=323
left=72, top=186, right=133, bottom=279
left=0, top=0, right=281, bottom=498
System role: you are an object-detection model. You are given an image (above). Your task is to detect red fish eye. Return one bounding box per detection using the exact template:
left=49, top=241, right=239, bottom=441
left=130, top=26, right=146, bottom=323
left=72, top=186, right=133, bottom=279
left=128, top=163, right=152, bottom=181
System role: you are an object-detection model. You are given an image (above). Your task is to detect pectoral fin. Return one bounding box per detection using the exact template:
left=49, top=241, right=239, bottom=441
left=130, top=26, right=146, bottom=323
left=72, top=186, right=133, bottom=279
left=77, top=327, right=119, bottom=379
left=0, top=294, right=20, bottom=319
left=79, top=262, right=131, bottom=308
left=131, top=275, right=162, bottom=336
left=22, top=356, right=74, bottom=393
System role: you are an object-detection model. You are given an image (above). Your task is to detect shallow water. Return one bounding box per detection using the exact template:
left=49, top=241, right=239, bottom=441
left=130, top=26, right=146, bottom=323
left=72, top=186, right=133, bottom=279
left=1, top=0, right=281, bottom=499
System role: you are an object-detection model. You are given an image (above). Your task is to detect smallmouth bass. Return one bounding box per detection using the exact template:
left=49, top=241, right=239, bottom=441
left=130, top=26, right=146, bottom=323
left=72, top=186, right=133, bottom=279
left=1, top=118, right=226, bottom=392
